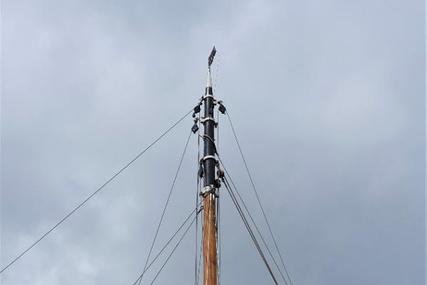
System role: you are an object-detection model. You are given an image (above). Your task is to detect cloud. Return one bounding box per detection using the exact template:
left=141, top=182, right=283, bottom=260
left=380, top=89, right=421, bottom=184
left=1, top=0, right=424, bottom=284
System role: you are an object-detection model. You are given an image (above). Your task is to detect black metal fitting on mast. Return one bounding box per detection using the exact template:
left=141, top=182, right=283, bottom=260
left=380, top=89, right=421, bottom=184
left=203, top=77, right=216, bottom=187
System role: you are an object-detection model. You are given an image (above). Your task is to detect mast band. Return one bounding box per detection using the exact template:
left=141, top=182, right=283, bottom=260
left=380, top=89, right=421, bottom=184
left=203, top=94, right=215, bottom=100
left=200, top=155, right=217, bottom=163
left=200, top=185, right=218, bottom=197
left=200, top=117, right=216, bottom=124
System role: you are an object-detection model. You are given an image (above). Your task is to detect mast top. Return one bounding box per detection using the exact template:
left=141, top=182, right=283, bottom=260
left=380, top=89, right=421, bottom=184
left=208, top=46, right=216, bottom=67
left=206, top=46, right=216, bottom=89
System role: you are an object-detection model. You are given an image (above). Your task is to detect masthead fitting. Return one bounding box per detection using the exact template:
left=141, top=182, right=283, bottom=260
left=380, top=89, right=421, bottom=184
left=206, top=68, right=213, bottom=88
left=206, top=46, right=216, bottom=90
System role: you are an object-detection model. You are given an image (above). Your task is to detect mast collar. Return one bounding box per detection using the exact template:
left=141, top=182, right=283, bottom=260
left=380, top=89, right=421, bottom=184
left=200, top=185, right=218, bottom=197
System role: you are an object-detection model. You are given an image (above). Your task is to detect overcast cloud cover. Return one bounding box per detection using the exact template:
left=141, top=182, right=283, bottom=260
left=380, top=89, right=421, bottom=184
left=1, top=0, right=425, bottom=284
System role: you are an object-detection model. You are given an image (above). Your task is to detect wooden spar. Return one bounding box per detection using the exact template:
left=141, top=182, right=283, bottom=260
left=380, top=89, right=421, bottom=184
left=203, top=193, right=218, bottom=285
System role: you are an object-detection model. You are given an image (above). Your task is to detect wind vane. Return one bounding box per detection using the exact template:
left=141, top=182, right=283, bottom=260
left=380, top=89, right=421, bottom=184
left=208, top=46, right=216, bottom=67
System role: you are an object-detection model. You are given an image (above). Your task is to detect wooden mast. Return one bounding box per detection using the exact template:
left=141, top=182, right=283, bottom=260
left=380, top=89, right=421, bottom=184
left=202, top=47, right=218, bottom=285
left=203, top=191, right=218, bottom=285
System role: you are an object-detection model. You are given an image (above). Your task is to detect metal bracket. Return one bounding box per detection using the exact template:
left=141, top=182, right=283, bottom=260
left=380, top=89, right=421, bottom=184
left=202, top=95, right=215, bottom=101
left=200, top=117, right=216, bottom=124
left=200, top=185, right=218, bottom=197
left=200, top=155, right=217, bottom=164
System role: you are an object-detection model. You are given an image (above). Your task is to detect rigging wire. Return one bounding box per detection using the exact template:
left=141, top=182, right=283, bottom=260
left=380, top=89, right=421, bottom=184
left=209, top=127, right=289, bottom=284
left=197, top=121, right=288, bottom=284
left=137, top=129, right=193, bottom=285
left=0, top=108, right=194, bottom=275
left=132, top=203, right=201, bottom=285
left=195, top=219, right=203, bottom=285
left=194, top=111, right=202, bottom=285
left=148, top=208, right=201, bottom=285
left=221, top=177, right=279, bottom=285
left=225, top=111, right=294, bottom=285
left=219, top=158, right=289, bottom=285
left=216, top=107, right=222, bottom=285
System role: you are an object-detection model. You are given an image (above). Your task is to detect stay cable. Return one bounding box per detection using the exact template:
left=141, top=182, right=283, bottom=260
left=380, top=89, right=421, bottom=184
left=0, top=108, right=193, bottom=274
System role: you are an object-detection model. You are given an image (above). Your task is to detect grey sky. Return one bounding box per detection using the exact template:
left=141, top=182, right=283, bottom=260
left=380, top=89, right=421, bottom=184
left=1, top=0, right=425, bottom=284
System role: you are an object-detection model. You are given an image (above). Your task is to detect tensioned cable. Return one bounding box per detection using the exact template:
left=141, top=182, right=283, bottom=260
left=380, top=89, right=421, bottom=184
left=194, top=111, right=202, bottom=285
left=195, top=217, right=203, bottom=285
left=222, top=177, right=279, bottom=285
left=216, top=107, right=222, bottom=285
left=132, top=203, right=201, bottom=285
left=148, top=209, right=201, bottom=285
left=137, top=129, right=193, bottom=285
left=210, top=136, right=288, bottom=284
left=198, top=131, right=288, bottom=284
left=0, top=108, right=193, bottom=275
left=225, top=111, right=294, bottom=285
left=219, top=160, right=288, bottom=285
